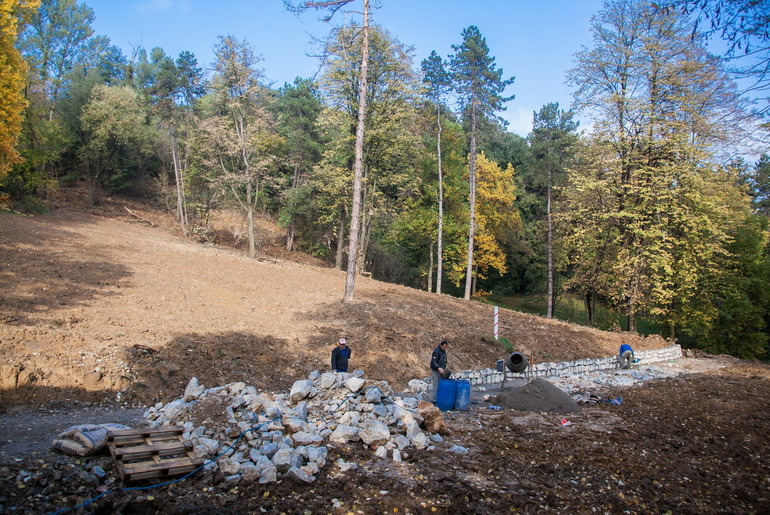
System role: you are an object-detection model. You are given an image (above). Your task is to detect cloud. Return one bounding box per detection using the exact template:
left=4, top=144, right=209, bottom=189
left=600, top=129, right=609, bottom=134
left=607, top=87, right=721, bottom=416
left=505, top=105, right=533, bottom=137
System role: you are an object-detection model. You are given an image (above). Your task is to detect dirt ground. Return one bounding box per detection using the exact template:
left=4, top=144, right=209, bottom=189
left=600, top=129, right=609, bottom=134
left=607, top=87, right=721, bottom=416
left=1, top=186, right=769, bottom=513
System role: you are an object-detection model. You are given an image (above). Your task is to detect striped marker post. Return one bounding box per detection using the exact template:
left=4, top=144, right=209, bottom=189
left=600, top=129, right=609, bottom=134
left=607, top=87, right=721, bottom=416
left=494, top=306, right=499, bottom=340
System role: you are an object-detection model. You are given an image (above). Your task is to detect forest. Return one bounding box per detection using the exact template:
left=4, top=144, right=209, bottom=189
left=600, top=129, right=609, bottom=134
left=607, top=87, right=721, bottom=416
left=2, top=0, right=769, bottom=360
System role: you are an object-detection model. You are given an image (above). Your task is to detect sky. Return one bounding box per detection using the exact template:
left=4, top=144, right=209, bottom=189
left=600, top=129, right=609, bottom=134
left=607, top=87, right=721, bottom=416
left=82, top=0, right=606, bottom=137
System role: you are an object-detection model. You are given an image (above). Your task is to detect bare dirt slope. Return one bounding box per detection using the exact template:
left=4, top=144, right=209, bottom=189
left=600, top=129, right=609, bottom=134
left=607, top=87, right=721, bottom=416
left=0, top=189, right=668, bottom=406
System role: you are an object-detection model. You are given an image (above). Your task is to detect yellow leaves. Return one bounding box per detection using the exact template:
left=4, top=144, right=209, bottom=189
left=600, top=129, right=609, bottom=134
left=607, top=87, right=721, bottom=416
left=0, top=0, right=40, bottom=182
left=473, top=153, right=520, bottom=279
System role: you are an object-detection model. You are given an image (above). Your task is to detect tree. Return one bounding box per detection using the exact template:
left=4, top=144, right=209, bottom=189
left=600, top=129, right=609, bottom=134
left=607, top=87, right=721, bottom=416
left=286, top=0, right=372, bottom=302
left=566, top=0, right=758, bottom=334
left=202, top=35, right=281, bottom=258
left=20, top=0, right=95, bottom=118
left=79, top=84, right=152, bottom=199
left=752, top=153, right=770, bottom=216
left=274, top=78, right=324, bottom=251
left=528, top=103, right=578, bottom=318
left=0, top=0, right=40, bottom=183
left=449, top=25, right=515, bottom=300
left=421, top=50, right=451, bottom=294
left=656, top=0, right=770, bottom=112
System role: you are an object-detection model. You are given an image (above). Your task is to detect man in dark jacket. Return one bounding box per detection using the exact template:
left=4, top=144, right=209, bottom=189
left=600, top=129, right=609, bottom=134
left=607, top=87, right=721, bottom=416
left=331, top=338, right=351, bottom=372
left=429, top=340, right=449, bottom=402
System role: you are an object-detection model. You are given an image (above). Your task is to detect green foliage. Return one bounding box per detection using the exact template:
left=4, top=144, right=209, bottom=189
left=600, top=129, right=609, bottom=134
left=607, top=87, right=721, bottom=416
left=498, top=336, right=513, bottom=353
left=79, top=84, right=153, bottom=194
left=449, top=25, right=516, bottom=128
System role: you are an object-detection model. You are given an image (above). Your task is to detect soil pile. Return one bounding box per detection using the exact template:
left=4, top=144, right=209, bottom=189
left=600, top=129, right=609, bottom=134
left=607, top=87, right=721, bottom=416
left=492, top=377, right=581, bottom=413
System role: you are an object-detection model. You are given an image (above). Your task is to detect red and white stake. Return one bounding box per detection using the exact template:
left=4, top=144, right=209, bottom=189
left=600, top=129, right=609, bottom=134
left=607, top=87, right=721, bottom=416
left=494, top=306, right=499, bottom=340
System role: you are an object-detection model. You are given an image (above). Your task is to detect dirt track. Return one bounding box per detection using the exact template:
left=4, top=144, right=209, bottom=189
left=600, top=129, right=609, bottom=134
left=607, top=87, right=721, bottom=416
left=1, top=190, right=768, bottom=513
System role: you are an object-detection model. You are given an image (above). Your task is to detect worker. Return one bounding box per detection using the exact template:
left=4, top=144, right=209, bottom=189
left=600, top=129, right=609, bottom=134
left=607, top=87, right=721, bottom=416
left=331, top=337, right=351, bottom=372
left=619, top=343, right=634, bottom=369
left=429, top=340, right=449, bottom=402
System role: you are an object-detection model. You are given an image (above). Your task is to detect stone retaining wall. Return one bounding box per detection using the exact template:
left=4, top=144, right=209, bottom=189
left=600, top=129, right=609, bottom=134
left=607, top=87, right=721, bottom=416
left=450, top=344, right=682, bottom=387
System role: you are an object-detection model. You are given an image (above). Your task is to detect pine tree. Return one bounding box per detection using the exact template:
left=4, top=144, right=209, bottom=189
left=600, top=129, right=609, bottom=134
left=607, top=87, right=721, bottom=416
left=449, top=25, right=515, bottom=300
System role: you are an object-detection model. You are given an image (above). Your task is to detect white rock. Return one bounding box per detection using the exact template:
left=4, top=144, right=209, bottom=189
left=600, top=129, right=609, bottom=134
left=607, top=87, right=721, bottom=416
left=375, top=446, right=388, bottom=458
left=292, top=431, right=323, bottom=445
left=259, top=466, right=277, bottom=483
left=359, top=420, right=390, bottom=447
left=219, top=458, right=241, bottom=475
left=283, top=417, right=307, bottom=433
left=411, top=432, right=430, bottom=450
left=394, top=434, right=410, bottom=450
left=307, top=446, right=328, bottom=464
left=392, top=448, right=402, bottom=462
left=344, top=377, right=366, bottom=393
left=240, top=462, right=260, bottom=481
left=272, top=448, right=302, bottom=473
left=286, top=466, right=315, bottom=483
left=184, top=377, right=205, bottom=401
left=319, top=373, right=338, bottom=390
left=329, top=424, right=360, bottom=444
left=290, top=380, right=314, bottom=403
left=365, top=388, right=382, bottom=403
left=408, top=379, right=429, bottom=393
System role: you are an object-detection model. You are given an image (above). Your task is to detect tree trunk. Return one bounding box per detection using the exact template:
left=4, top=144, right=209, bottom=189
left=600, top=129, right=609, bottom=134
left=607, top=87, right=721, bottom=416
left=246, top=179, right=256, bottom=258
left=463, top=102, right=477, bottom=300
left=436, top=107, right=444, bottom=295
left=546, top=177, right=554, bottom=318
left=336, top=207, right=346, bottom=270
left=584, top=292, right=595, bottom=327
left=171, top=132, right=189, bottom=236
left=627, top=311, right=637, bottom=333
left=343, top=0, right=369, bottom=302
left=286, top=163, right=301, bottom=252
left=427, top=242, right=434, bottom=293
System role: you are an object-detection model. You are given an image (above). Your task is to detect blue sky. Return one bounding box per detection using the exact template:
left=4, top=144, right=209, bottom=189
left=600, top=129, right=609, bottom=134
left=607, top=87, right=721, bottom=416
left=83, top=0, right=605, bottom=137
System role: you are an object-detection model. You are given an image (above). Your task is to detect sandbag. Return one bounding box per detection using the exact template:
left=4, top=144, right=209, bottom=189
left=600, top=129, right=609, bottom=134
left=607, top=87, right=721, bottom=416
left=51, top=423, right=132, bottom=456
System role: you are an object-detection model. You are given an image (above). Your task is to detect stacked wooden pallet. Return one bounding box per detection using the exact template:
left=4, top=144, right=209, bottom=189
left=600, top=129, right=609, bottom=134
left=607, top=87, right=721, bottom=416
left=107, top=426, right=203, bottom=481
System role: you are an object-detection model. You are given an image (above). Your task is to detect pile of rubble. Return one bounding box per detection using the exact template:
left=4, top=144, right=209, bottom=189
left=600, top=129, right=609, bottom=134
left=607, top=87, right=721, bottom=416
left=144, top=370, right=449, bottom=484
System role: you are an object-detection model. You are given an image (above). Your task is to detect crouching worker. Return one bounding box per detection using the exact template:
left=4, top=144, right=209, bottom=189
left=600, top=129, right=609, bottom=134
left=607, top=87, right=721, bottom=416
left=618, top=343, right=634, bottom=369
left=331, top=337, right=351, bottom=372
left=430, top=340, right=450, bottom=403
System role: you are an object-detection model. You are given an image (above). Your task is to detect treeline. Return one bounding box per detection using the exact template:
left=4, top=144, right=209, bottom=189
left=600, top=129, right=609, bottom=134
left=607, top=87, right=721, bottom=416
left=3, top=0, right=769, bottom=359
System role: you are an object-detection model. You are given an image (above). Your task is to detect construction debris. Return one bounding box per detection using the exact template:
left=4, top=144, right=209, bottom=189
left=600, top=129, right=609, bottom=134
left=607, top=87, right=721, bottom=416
left=143, top=370, right=441, bottom=484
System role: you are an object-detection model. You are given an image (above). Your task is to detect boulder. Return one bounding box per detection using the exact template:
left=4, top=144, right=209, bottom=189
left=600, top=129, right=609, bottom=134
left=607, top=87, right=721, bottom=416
left=184, top=377, right=205, bottom=401
left=329, top=424, right=360, bottom=444
left=344, top=377, right=366, bottom=393
left=359, top=420, right=390, bottom=447
left=417, top=400, right=448, bottom=434
left=290, top=380, right=314, bottom=403
left=286, top=466, right=315, bottom=483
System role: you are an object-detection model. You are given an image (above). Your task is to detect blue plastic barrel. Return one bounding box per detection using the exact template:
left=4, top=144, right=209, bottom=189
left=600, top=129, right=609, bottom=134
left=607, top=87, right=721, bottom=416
left=436, top=379, right=458, bottom=411
left=454, top=380, right=471, bottom=410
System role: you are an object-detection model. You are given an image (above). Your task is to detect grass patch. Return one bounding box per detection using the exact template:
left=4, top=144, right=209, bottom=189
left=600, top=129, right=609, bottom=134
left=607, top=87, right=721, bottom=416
left=485, top=293, right=665, bottom=336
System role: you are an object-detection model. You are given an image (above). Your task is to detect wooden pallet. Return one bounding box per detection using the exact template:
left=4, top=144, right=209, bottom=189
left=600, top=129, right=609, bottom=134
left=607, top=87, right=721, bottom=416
left=107, top=426, right=203, bottom=481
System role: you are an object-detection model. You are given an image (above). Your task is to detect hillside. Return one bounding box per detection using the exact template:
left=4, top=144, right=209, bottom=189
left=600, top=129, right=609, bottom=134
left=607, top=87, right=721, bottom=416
left=0, top=185, right=668, bottom=406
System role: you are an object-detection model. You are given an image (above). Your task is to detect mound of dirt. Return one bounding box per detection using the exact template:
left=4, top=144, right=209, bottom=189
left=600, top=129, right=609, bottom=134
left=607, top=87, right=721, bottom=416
left=492, top=377, right=581, bottom=414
